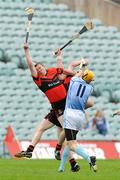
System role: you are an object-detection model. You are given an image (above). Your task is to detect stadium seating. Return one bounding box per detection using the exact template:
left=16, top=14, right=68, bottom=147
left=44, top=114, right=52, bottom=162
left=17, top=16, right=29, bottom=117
left=0, top=0, right=120, bottom=145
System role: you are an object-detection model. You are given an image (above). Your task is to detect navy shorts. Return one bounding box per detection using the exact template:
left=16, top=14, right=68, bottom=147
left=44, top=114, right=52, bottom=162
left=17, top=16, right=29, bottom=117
left=64, top=128, right=78, bottom=141
left=45, top=108, right=64, bottom=128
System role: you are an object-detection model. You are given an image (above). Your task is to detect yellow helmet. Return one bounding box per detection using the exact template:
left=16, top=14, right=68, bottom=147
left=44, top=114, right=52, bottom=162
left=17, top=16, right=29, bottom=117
left=82, top=69, right=94, bottom=82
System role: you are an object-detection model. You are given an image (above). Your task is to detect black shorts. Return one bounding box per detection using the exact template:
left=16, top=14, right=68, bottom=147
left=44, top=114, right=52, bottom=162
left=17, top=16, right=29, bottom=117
left=45, top=108, right=64, bottom=128
left=64, top=128, right=78, bottom=141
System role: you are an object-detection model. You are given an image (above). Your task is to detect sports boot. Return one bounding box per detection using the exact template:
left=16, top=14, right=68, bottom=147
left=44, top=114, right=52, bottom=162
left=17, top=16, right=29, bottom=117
left=14, top=151, right=32, bottom=158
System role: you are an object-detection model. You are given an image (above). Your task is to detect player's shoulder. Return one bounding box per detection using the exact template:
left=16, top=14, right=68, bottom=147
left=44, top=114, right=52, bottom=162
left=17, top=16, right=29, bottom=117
left=72, top=76, right=83, bottom=82
left=48, top=67, right=56, bottom=71
left=47, top=67, right=57, bottom=73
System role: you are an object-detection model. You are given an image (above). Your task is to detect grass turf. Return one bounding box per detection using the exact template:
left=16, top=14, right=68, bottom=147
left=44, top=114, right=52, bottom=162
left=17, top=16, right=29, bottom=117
left=0, top=159, right=120, bottom=180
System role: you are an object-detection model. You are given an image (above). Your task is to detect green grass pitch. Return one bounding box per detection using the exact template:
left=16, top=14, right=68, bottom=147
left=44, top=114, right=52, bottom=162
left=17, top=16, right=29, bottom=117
left=0, top=159, right=120, bottom=180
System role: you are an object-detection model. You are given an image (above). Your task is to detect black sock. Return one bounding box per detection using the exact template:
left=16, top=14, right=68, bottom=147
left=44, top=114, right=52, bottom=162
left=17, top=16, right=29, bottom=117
left=69, top=158, right=77, bottom=167
left=55, top=144, right=62, bottom=151
left=27, top=145, right=34, bottom=152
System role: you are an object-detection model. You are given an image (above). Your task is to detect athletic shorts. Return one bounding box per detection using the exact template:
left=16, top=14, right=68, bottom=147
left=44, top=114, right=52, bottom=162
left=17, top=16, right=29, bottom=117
left=64, top=128, right=78, bottom=141
left=63, top=108, right=85, bottom=131
left=45, top=108, right=64, bottom=128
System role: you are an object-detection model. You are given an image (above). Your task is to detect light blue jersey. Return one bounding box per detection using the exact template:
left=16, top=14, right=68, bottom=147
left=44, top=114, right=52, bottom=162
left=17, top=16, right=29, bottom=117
left=65, top=76, right=93, bottom=112
left=60, top=76, right=96, bottom=173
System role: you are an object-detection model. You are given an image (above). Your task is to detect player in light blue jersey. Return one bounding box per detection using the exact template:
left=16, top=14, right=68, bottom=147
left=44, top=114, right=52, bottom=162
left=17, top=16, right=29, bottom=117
left=58, top=69, right=97, bottom=173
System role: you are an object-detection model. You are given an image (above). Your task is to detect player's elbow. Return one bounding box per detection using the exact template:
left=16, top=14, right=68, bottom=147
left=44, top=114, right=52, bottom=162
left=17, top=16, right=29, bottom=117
left=86, top=98, right=94, bottom=109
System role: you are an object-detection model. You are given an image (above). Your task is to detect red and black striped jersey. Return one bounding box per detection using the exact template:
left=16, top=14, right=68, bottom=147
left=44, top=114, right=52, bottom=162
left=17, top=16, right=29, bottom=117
left=63, top=75, right=72, bottom=91
left=32, top=68, right=68, bottom=109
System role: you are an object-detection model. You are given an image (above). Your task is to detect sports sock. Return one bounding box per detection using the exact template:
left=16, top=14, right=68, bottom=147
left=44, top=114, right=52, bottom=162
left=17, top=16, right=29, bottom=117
left=55, top=144, right=62, bottom=151
left=75, top=145, right=90, bottom=163
left=27, top=145, right=34, bottom=152
left=58, top=147, right=70, bottom=171
left=69, top=158, right=77, bottom=168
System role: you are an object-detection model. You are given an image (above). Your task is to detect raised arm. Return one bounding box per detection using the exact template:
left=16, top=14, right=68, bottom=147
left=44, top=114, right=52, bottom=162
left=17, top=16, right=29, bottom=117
left=55, top=48, right=68, bottom=80
left=62, top=69, right=76, bottom=76
left=68, top=58, right=89, bottom=71
left=56, top=49, right=64, bottom=69
left=24, top=43, right=38, bottom=77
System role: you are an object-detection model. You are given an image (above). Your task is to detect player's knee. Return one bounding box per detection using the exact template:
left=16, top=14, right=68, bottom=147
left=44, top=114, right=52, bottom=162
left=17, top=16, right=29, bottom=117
left=37, top=126, right=46, bottom=133
left=68, top=141, right=77, bottom=151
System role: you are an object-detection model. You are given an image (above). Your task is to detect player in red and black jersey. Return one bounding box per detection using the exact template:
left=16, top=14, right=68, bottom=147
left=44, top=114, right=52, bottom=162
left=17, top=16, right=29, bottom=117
left=15, top=43, right=87, bottom=172
left=33, top=67, right=68, bottom=110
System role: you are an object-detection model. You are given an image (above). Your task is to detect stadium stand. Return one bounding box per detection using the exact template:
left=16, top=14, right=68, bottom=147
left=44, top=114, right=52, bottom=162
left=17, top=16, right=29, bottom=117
left=0, top=0, right=120, bottom=152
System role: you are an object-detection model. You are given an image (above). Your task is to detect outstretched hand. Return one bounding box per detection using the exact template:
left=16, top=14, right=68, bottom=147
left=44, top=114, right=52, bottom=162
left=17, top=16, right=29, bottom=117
left=79, top=58, right=89, bottom=69
left=23, top=42, right=29, bottom=50
left=55, top=48, right=62, bottom=56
